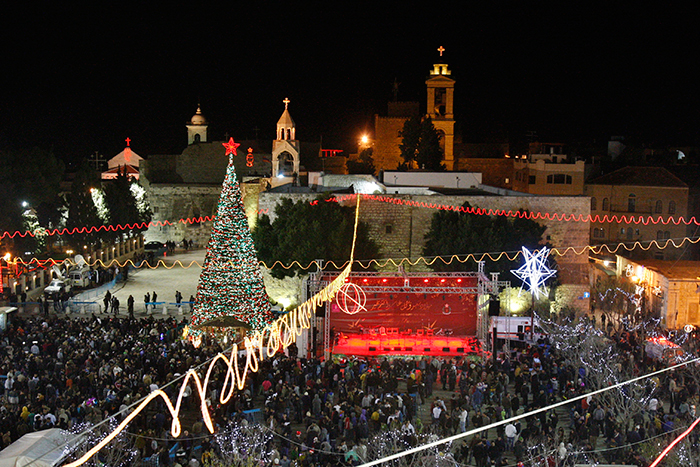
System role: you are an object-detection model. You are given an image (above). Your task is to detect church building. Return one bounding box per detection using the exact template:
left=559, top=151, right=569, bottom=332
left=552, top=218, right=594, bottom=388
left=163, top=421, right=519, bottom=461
left=141, top=99, right=319, bottom=246
left=370, top=47, right=456, bottom=172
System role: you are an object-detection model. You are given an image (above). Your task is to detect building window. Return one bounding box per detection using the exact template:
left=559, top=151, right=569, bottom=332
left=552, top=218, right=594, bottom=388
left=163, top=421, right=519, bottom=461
left=664, top=231, right=671, bottom=239
left=620, top=227, right=626, bottom=236
left=627, top=228, right=633, bottom=240
left=602, top=198, right=609, bottom=211
left=591, top=197, right=597, bottom=211
left=655, top=200, right=663, bottom=214
left=628, top=194, right=636, bottom=212
left=669, top=201, right=676, bottom=215
left=593, top=228, right=605, bottom=238
left=529, top=175, right=536, bottom=184
left=657, top=230, right=664, bottom=240
left=546, top=174, right=572, bottom=184
left=385, top=225, right=393, bottom=234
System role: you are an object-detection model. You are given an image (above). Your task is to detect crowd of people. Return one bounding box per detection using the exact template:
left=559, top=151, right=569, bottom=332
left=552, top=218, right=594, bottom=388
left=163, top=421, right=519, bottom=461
left=1, top=311, right=699, bottom=467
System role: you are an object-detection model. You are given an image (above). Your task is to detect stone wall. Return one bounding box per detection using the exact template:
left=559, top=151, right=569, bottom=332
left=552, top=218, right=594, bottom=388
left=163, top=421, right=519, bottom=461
left=373, top=116, right=406, bottom=172
left=258, top=193, right=590, bottom=288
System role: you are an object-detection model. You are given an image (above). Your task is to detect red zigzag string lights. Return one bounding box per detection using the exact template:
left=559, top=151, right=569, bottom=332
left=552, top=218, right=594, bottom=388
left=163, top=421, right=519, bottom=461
left=2, top=194, right=697, bottom=240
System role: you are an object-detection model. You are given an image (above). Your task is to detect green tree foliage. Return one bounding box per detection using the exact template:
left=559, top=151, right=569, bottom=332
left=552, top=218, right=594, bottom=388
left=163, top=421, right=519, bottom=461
left=0, top=147, right=65, bottom=254
left=102, top=167, right=150, bottom=240
left=422, top=202, right=549, bottom=277
left=252, top=195, right=379, bottom=278
left=346, top=148, right=376, bottom=175
left=398, top=116, right=445, bottom=171
left=66, top=161, right=103, bottom=250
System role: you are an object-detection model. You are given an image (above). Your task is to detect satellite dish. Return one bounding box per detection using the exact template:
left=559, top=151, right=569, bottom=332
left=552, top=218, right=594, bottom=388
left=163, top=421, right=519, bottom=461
left=74, top=254, right=87, bottom=269
left=52, top=265, right=64, bottom=279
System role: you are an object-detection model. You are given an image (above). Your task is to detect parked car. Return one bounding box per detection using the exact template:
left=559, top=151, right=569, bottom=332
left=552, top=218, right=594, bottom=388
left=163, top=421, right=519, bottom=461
left=44, top=279, right=72, bottom=300
left=144, top=241, right=166, bottom=251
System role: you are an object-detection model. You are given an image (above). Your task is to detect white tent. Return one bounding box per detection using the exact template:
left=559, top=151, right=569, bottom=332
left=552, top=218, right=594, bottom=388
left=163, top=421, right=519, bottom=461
left=0, top=429, right=74, bottom=467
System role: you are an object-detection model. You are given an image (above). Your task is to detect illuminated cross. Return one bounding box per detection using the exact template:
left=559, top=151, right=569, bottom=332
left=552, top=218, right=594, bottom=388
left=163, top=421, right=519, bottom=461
left=438, top=46, right=445, bottom=57
left=125, top=137, right=131, bottom=147
left=283, top=97, right=290, bottom=109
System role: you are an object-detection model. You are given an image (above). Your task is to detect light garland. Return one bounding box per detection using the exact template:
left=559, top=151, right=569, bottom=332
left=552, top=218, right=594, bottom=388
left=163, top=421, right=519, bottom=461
left=357, top=357, right=700, bottom=467
left=11, top=234, right=700, bottom=273
left=3, top=192, right=699, bottom=241
left=63, top=263, right=352, bottom=467
left=335, top=282, right=367, bottom=315
left=63, top=177, right=363, bottom=467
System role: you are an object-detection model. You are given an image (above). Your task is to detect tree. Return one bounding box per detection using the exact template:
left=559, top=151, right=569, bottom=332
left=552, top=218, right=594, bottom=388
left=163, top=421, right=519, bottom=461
left=422, top=202, right=548, bottom=277
left=0, top=146, right=65, bottom=255
left=398, top=116, right=445, bottom=170
left=191, top=139, right=276, bottom=332
left=65, top=161, right=103, bottom=250
left=102, top=166, right=151, bottom=241
left=347, top=148, right=376, bottom=175
left=252, top=195, right=379, bottom=279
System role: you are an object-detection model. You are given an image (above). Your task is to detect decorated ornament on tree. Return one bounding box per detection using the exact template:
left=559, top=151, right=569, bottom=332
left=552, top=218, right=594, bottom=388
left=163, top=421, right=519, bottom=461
left=190, top=137, right=274, bottom=334
left=335, top=282, right=367, bottom=315
left=511, top=246, right=556, bottom=300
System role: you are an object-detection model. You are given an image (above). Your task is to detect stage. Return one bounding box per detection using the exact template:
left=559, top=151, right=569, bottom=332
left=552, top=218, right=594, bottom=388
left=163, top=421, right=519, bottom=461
left=317, top=272, right=484, bottom=358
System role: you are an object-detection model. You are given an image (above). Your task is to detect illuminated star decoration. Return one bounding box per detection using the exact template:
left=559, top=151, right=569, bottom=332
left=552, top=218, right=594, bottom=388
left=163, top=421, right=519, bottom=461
left=222, top=137, right=240, bottom=156
left=511, top=246, right=556, bottom=300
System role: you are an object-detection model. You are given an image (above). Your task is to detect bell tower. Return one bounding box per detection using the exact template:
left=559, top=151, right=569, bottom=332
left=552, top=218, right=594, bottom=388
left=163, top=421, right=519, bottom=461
left=271, top=98, right=300, bottom=180
left=426, top=46, right=455, bottom=170
left=186, top=104, right=208, bottom=145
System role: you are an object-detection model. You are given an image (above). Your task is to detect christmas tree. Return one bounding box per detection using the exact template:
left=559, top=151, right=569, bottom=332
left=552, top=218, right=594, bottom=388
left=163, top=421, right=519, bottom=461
left=190, top=138, right=275, bottom=332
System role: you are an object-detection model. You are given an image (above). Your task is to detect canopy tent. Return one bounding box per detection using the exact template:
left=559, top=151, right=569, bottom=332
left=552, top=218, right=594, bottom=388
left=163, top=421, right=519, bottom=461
left=0, top=429, right=77, bottom=467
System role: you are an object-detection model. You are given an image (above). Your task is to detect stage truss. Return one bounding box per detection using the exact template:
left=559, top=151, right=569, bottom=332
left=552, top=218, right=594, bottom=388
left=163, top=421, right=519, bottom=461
left=306, top=262, right=510, bottom=360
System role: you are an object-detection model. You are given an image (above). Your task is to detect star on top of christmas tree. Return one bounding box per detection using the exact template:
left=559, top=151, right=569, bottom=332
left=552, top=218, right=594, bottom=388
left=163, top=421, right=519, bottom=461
left=190, top=137, right=274, bottom=333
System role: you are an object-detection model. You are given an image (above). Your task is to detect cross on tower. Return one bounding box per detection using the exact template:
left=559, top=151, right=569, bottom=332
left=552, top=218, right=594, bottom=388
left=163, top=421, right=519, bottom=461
left=125, top=137, right=131, bottom=147
left=283, top=97, right=290, bottom=109
left=437, top=46, right=445, bottom=57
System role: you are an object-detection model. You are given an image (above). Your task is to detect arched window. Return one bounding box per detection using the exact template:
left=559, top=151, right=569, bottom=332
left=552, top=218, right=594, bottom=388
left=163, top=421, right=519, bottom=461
left=627, top=228, right=633, bottom=240
left=591, top=197, right=597, bottom=211
left=193, top=133, right=201, bottom=143
left=669, top=201, right=676, bottom=215
left=602, top=198, right=609, bottom=211
left=664, top=231, right=671, bottom=239
left=628, top=194, right=636, bottom=212
left=657, top=230, right=664, bottom=240
left=655, top=200, right=663, bottom=214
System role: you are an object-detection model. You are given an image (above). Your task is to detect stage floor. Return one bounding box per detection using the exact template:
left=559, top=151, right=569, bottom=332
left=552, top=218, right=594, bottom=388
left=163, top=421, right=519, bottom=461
left=332, top=333, right=482, bottom=357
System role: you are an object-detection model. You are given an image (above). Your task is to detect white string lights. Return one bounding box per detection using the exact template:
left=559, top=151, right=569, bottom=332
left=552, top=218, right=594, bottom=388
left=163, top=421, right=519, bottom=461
left=511, top=246, right=557, bottom=299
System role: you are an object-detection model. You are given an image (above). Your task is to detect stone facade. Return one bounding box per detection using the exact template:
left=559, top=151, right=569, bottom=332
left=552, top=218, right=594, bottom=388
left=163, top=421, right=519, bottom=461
left=586, top=167, right=689, bottom=260
left=373, top=116, right=408, bottom=172
left=455, top=158, right=514, bottom=190
left=616, top=256, right=700, bottom=329
left=257, top=193, right=590, bottom=312
left=144, top=180, right=264, bottom=246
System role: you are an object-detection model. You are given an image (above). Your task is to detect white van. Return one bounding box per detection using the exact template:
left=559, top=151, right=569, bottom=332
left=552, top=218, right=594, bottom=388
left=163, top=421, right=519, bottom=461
left=489, top=316, right=547, bottom=344
left=69, top=269, right=91, bottom=288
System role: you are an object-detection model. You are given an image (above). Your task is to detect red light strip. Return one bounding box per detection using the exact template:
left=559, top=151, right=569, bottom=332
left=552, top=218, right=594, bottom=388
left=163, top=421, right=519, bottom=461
left=649, top=416, right=700, bottom=467
left=2, top=193, right=696, bottom=241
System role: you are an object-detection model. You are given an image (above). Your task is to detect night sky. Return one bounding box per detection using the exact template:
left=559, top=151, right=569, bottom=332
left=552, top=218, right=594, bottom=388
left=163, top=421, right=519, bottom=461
left=2, top=4, right=697, bottom=166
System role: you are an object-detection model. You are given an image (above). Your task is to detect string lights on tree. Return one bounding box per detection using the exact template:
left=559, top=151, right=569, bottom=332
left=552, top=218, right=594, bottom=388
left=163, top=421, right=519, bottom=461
left=190, top=137, right=276, bottom=334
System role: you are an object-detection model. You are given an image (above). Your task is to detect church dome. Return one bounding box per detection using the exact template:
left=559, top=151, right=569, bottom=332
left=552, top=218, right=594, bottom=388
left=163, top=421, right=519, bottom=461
left=190, top=105, right=207, bottom=125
